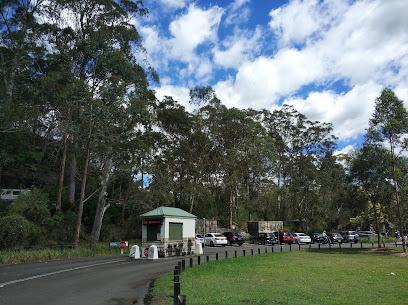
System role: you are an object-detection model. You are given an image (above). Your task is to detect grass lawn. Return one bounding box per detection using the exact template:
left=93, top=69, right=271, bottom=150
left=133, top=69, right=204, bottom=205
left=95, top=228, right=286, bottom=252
left=151, top=248, right=408, bottom=305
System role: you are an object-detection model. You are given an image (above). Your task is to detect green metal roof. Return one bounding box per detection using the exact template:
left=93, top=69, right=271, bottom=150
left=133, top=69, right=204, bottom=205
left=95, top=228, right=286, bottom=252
left=141, top=206, right=197, bottom=219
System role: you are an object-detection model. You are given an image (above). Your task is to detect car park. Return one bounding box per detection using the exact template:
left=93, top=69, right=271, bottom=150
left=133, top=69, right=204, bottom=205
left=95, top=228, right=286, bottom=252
left=327, top=232, right=343, bottom=243
left=339, top=231, right=360, bottom=243
left=205, top=233, right=227, bottom=247
left=310, top=233, right=323, bottom=243
left=195, top=233, right=204, bottom=244
left=222, top=232, right=244, bottom=246
left=275, top=231, right=294, bottom=244
left=250, top=232, right=278, bottom=245
left=292, top=233, right=311, bottom=244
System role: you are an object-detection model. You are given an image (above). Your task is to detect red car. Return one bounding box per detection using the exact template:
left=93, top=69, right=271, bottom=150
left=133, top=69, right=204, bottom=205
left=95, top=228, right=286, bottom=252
left=275, top=231, right=294, bottom=244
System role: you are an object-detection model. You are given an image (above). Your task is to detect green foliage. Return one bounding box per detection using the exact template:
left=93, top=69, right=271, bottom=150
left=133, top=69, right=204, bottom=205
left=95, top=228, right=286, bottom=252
left=0, top=214, right=38, bottom=250
left=12, top=187, right=51, bottom=226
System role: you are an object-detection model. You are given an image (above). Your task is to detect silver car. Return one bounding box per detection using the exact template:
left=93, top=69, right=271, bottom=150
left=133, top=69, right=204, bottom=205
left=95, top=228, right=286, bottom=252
left=339, top=231, right=360, bottom=243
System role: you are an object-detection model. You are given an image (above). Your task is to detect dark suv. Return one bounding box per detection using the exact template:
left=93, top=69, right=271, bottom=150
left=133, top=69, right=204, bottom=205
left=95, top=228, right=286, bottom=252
left=222, top=232, right=244, bottom=246
left=327, top=232, right=343, bottom=243
left=250, top=233, right=278, bottom=245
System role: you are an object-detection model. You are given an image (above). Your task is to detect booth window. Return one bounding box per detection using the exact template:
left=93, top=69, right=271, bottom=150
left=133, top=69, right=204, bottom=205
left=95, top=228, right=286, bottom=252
left=147, top=224, right=161, bottom=241
left=169, top=222, right=183, bottom=241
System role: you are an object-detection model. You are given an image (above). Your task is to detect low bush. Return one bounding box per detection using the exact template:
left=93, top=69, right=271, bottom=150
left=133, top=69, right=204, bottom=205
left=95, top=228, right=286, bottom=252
left=0, top=214, right=38, bottom=250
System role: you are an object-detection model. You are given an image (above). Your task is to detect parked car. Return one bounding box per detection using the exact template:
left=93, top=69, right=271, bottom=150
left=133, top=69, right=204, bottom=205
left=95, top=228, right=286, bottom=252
left=310, top=233, right=324, bottom=244
left=250, top=233, right=278, bottom=245
left=195, top=233, right=204, bottom=244
left=292, top=233, right=311, bottom=244
left=205, top=233, right=227, bottom=247
left=357, top=231, right=377, bottom=237
left=222, top=232, right=244, bottom=246
left=339, top=231, right=360, bottom=243
left=274, top=231, right=294, bottom=244
left=0, top=189, right=30, bottom=202
left=327, top=232, right=343, bottom=243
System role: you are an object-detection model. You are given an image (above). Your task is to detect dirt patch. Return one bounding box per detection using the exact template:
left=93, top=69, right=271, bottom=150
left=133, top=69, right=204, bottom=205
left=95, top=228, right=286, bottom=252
left=367, top=248, right=408, bottom=257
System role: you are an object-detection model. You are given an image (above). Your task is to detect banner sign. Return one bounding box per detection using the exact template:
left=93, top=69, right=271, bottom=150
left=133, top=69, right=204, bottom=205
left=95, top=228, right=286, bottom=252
left=143, top=219, right=162, bottom=225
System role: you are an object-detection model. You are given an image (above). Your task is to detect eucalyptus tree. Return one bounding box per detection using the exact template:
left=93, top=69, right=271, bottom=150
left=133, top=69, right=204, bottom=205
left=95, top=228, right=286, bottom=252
left=261, top=105, right=337, bottom=226
left=350, top=142, right=394, bottom=248
left=369, top=88, right=408, bottom=252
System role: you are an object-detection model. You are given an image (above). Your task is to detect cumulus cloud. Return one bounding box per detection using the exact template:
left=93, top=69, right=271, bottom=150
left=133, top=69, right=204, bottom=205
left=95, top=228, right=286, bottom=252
left=158, top=0, right=190, bottom=9
left=225, top=0, right=251, bottom=25
left=167, top=4, right=224, bottom=62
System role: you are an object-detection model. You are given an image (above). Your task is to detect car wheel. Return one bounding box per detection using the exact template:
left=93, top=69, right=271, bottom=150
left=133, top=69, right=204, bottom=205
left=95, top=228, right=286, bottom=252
left=222, top=244, right=226, bottom=247
left=210, top=241, right=214, bottom=247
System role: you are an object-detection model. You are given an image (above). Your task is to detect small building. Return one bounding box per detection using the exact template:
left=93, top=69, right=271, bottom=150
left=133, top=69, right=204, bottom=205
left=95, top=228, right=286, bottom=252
left=141, top=206, right=196, bottom=258
left=247, top=221, right=283, bottom=236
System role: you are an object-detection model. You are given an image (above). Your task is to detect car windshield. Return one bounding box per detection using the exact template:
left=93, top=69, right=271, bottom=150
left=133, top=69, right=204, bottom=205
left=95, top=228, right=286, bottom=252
left=284, top=233, right=293, bottom=236
left=215, top=234, right=224, bottom=237
left=196, top=234, right=203, bottom=238
left=266, top=233, right=275, bottom=237
left=349, top=231, right=356, bottom=234
left=298, top=233, right=306, bottom=236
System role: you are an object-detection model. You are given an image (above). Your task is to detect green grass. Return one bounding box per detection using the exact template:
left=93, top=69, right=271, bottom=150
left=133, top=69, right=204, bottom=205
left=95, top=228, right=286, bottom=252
left=0, top=242, right=131, bottom=265
left=151, top=249, right=408, bottom=305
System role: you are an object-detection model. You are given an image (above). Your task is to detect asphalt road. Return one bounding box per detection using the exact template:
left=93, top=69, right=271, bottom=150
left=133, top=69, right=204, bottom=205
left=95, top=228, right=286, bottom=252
left=0, top=242, right=384, bottom=305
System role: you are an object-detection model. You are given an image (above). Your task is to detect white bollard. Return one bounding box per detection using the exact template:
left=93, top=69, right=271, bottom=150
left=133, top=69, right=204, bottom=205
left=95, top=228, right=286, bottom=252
left=129, top=245, right=140, bottom=259
left=148, top=245, right=158, bottom=260
left=195, top=242, right=203, bottom=255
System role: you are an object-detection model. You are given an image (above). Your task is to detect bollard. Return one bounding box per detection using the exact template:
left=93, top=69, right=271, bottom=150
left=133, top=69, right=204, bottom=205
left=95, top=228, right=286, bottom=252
left=329, top=243, right=331, bottom=249
left=395, top=242, right=397, bottom=248
left=361, top=242, right=363, bottom=249
left=243, top=250, right=246, bottom=257
left=372, top=243, right=374, bottom=248
left=235, top=250, right=237, bottom=258
left=174, top=274, right=179, bottom=283
left=216, top=253, right=218, bottom=260
left=178, top=261, right=182, bottom=273
left=251, top=249, right=253, bottom=256
left=298, top=244, right=301, bottom=251
left=226, top=251, right=228, bottom=259
left=339, top=243, right=341, bottom=249
left=290, top=244, right=292, bottom=251
left=174, top=282, right=180, bottom=305
left=206, top=255, right=209, bottom=262
left=198, top=256, right=201, bottom=265
left=182, top=259, right=185, bottom=272
left=350, top=243, right=353, bottom=248
left=318, top=243, right=321, bottom=250
left=190, top=258, right=193, bottom=268
left=258, top=248, right=261, bottom=255
left=178, top=294, right=186, bottom=305
left=280, top=246, right=283, bottom=252
left=271, top=247, right=273, bottom=253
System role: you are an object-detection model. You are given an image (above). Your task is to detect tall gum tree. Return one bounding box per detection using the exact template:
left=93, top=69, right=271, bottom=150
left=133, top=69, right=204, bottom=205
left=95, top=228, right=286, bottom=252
left=369, top=88, right=408, bottom=253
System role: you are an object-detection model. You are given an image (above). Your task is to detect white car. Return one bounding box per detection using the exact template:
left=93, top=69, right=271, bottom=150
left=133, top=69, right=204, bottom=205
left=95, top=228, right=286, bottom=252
left=292, top=233, right=311, bottom=244
left=195, top=233, right=204, bottom=244
left=204, top=233, right=227, bottom=247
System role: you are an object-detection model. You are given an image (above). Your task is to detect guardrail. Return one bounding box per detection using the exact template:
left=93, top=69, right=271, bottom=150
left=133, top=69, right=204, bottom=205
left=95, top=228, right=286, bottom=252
left=172, top=241, right=397, bottom=304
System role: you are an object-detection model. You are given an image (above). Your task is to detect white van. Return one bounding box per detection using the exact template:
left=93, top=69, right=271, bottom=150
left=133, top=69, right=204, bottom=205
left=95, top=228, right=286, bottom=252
left=0, top=189, right=31, bottom=202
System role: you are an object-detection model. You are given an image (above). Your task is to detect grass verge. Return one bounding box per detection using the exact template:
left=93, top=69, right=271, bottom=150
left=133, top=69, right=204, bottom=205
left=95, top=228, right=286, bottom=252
left=151, top=248, right=408, bottom=305
left=0, top=242, right=129, bottom=265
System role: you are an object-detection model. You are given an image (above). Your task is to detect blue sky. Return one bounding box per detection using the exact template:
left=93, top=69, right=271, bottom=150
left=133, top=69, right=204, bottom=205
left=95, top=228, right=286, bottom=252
left=134, top=0, right=408, bottom=153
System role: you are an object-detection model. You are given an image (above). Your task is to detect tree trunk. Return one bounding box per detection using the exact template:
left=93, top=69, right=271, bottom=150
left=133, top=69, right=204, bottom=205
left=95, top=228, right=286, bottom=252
left=229, top=189, right=234, bottom=229
left=121, top=165, right=134, bottom=224
left=56, top=110, right=70, bottom=212
left=74, top=129, right=91, bottom=248
left=389, top=137, right=406, bottom=252
left=91, top=154, right=113, bottom=241
left=68, top=139, right=77, bottom=207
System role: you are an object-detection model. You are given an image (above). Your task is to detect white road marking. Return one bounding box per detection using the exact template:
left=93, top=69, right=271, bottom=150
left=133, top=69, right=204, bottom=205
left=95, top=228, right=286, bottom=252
left=0, top=259, right=123, bottom=288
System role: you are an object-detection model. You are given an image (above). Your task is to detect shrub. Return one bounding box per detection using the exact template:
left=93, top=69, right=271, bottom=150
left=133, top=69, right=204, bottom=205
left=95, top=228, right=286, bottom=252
left=0, top=214, right=38, bottom=250
left=12, top=187, right=50, bottom=226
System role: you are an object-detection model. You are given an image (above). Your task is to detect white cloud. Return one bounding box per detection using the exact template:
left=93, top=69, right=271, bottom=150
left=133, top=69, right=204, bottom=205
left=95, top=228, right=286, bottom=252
left=334, top=145, right=356, bottom=156
left=284, top=82, right=382, bottom=141
left=213, top=27, right=262, bottom=69
left=158, top=0, right=190, bottom=9
left=153, top=81, right=194, bottom=112
left=168, top=4, right=224, bottom=62
left=225, top=0, right=251, bottom=25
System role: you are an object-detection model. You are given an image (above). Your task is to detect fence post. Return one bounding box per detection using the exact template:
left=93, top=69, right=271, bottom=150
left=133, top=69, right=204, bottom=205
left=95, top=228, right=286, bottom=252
left=350, top=243, right=352, bottom=248
left=280, top=245, right=283, bottom=252
left=298, top=244, right=301, bottom=251
left=271, top=247, right=273, bottom=253
left=258, top=248, right=261, bottom=255
left=290, top=244, right=292, bottom=251
left=235, top=250, right=237, bottom=258
left=361, top=242, right=363, bottom=249
left=198, top=256, right=201, bottom=265
left=174, top=281, right=180, bottom=305
left=225, top=251, right=228, bottom=259
left=251, top=249, right=253, bottom=256
left=216, top=253, right=219, bottom=260
left=182, top=259, right=185, bottom=272
left=318, top=243, right=321, bottom=250
left=190, top=258, right=193, bottom=268
left=206, top=255, right=209, bottom=262
left=178, top=261, right=182, bottom=272
left=329, top=243, right=331, bottom=249
left=339, top=243, right=341, bottom=249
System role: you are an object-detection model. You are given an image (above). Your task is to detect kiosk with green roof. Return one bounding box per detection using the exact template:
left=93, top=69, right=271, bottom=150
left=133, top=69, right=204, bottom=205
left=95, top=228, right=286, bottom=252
left=140, top=206, right=197, bottom=258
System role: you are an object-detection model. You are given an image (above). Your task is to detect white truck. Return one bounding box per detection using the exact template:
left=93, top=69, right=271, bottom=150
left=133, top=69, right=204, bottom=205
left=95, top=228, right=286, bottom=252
left=0, top=189, right=30, bottom=202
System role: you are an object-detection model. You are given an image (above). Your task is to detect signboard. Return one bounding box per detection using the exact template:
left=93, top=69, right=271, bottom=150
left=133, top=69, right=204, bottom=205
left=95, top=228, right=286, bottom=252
left=143, top=247, right=149, bottom=257
left=119, top=241, right=127, bottom=249
left=143, top=219, right=162, bottom=225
